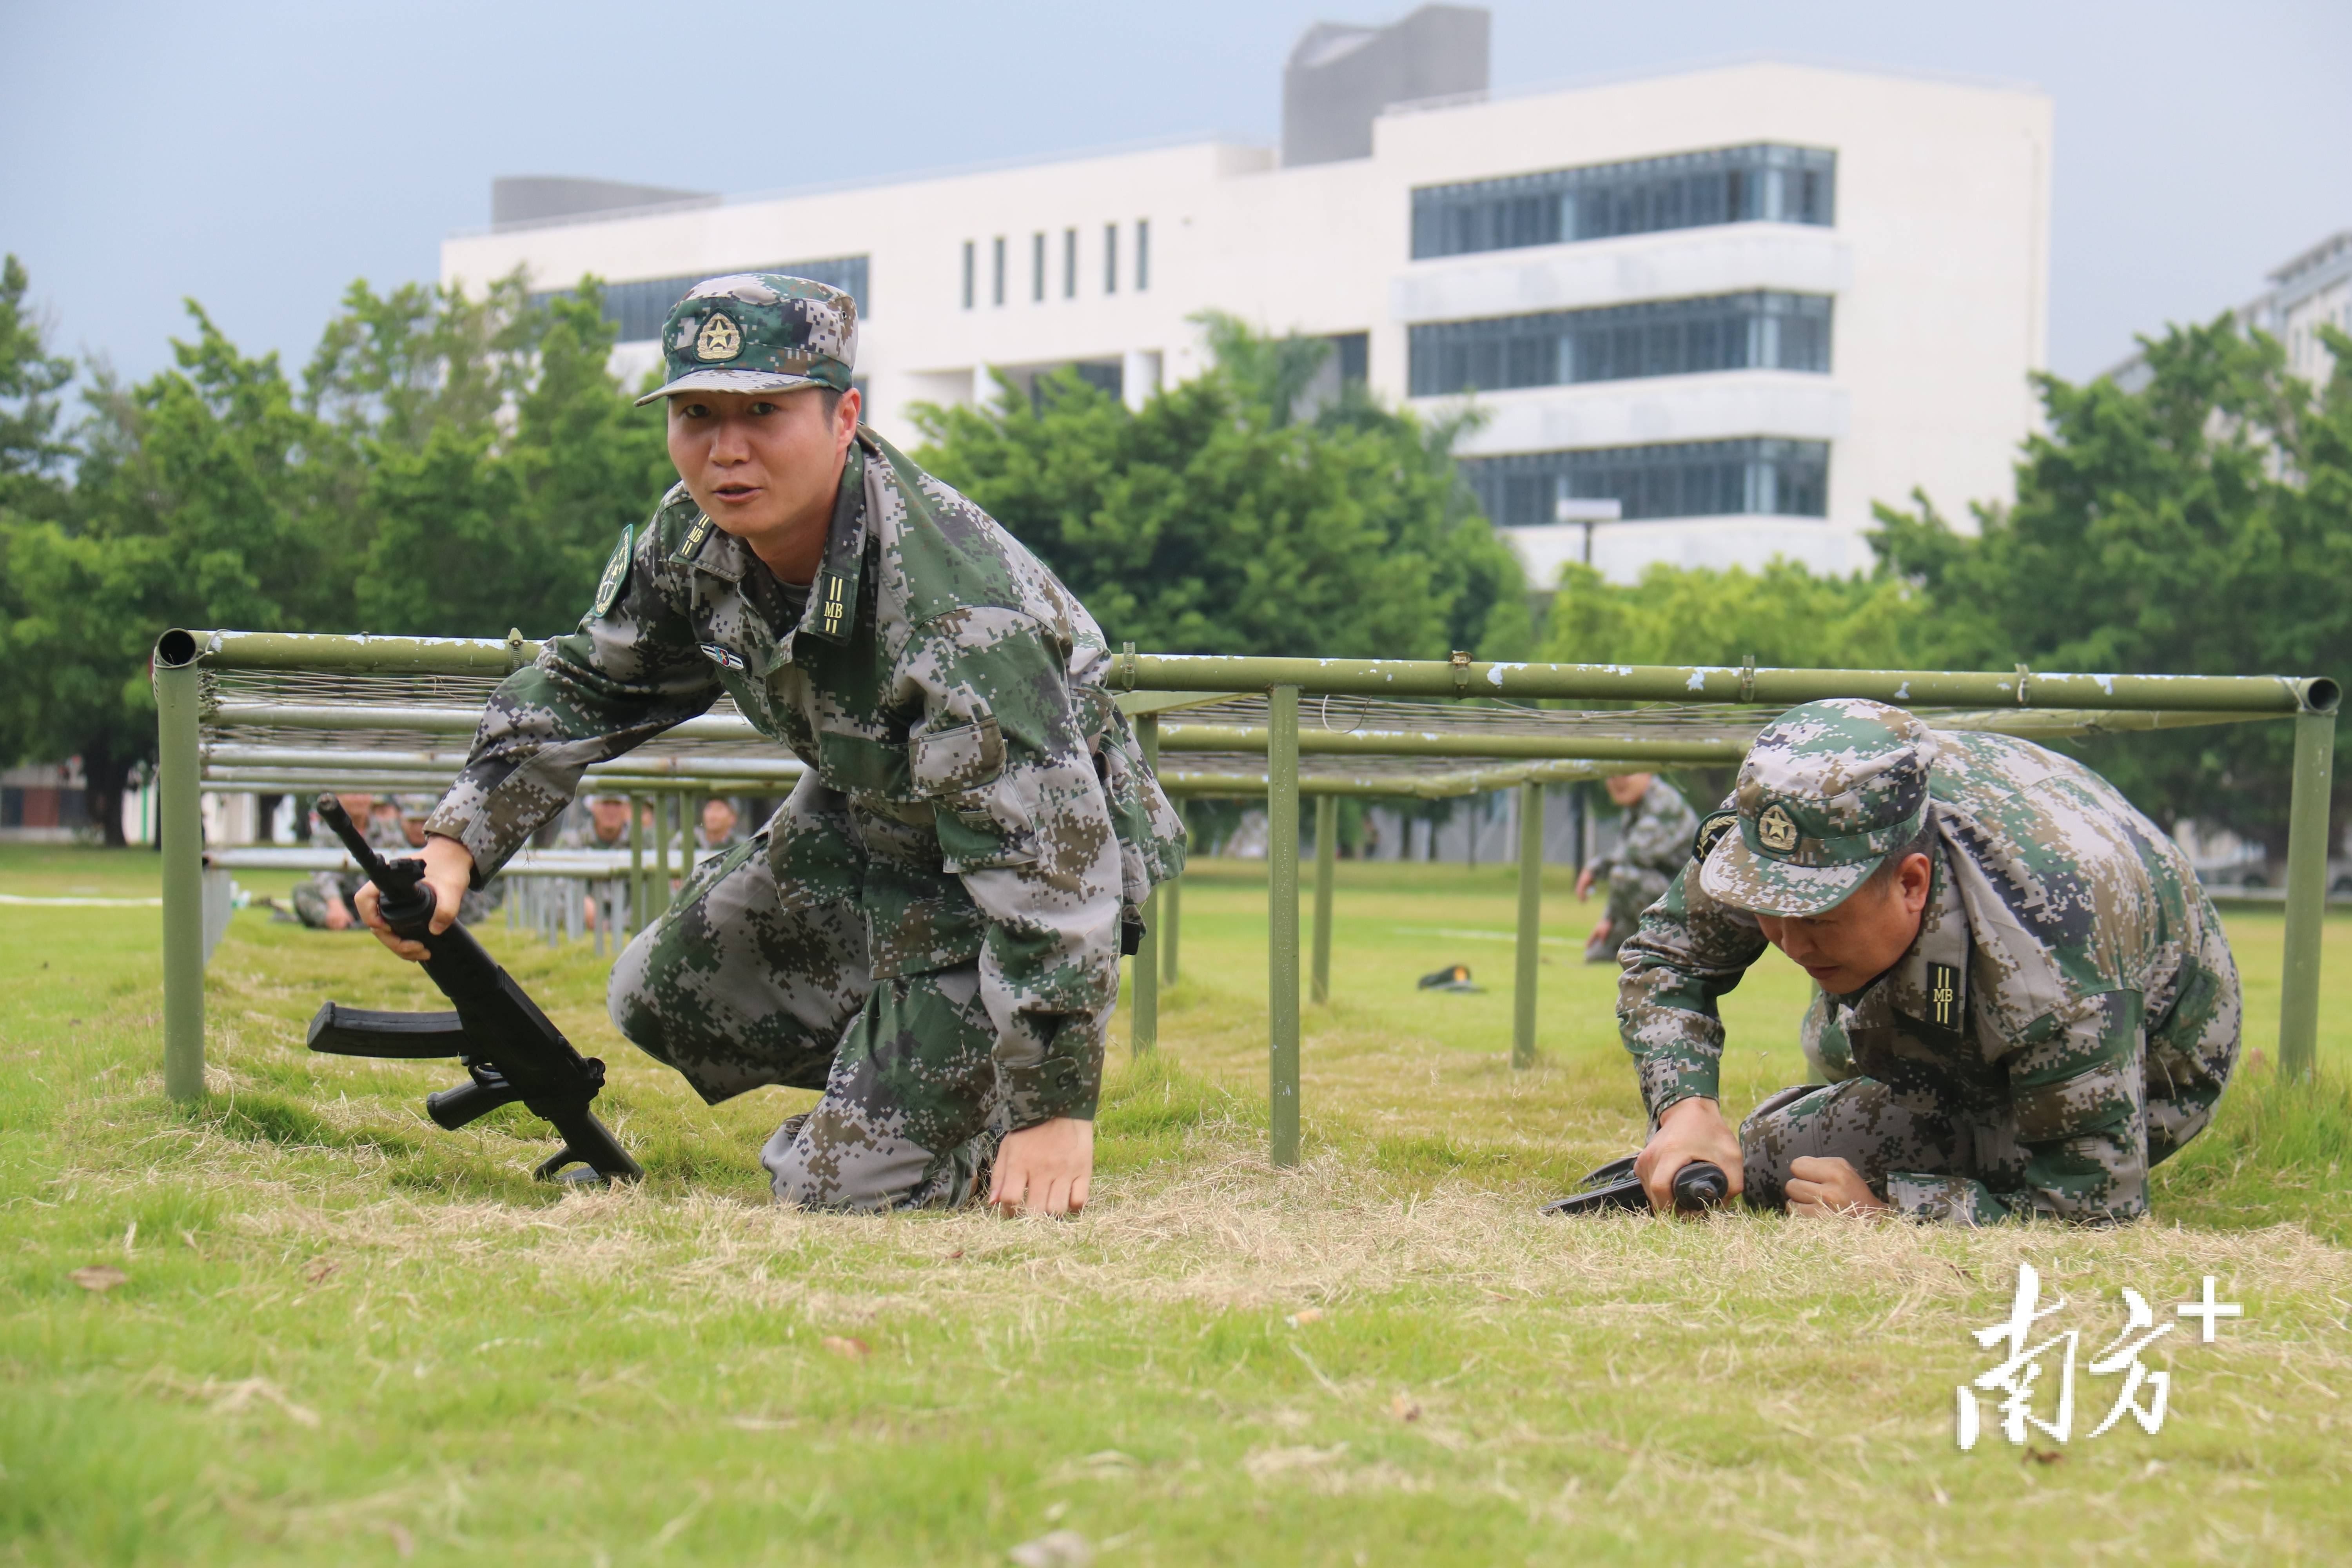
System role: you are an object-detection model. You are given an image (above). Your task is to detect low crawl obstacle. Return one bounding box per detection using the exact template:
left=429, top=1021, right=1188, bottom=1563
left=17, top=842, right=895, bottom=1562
left=154, top=630, right=2339, bottom=1167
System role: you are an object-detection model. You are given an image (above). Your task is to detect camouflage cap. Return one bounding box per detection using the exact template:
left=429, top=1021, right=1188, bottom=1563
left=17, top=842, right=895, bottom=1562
left=633, top=273, right=857, bottom=407
left=1698, top=699, right=1938, bottom=916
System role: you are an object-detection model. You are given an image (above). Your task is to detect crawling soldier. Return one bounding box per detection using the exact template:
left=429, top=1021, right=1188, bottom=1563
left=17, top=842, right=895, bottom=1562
left=1621, top=699, right=2239, bottom=1223
left=361, top=274, right=1184, bottom=1215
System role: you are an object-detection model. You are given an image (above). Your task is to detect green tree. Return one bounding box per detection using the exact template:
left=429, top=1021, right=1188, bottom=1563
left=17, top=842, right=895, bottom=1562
left=1540, top=557, right=1927, bottom=670
left=1, top=302, right=346, bottom=840
left=0, top=254, right=75, bottom=522
left=340, top=279, right=670, bottom=639
left=1872, top=315, right=2352, bottom=853
left=910, top=318, right=1528, bottom=662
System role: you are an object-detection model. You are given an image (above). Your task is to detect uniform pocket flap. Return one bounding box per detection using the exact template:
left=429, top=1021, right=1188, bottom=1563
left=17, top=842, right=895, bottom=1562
left=935, top=807, right=1036, bottom=871
left=908, top=712, right=1005, bottom=797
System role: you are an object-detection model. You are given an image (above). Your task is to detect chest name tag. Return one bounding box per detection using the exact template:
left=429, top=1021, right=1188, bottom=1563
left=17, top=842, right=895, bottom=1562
left=592, top=525, right=633, bottom=619
left=1928, top=961, right=1960, bottom=1029
left=816, top=570, right=852, bottom=639
left=700, top=643, right=748, bottom=672
left=1693, top=809, right=1737, bottom=865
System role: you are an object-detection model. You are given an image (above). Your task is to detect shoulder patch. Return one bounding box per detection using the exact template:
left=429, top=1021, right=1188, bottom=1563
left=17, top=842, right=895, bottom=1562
left=1927, top=961, right=1960, bottom=1030
left=670, top=514, right=715, bottom=565
left=1693, top=809, right=1738, bottom=865
left=591, top=525, right=633, bottom=618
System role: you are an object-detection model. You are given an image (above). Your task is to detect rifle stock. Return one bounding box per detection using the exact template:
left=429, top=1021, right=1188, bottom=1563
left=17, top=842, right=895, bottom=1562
left=306, top=795, right=644, bottom=1184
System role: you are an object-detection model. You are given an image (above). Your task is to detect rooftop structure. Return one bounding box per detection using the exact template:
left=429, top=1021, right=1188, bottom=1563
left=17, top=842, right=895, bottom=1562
left=443, top=19, right=2051, bottom=586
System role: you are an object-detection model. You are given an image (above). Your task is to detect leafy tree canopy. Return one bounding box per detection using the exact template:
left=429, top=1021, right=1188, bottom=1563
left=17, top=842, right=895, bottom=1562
left=910, top=313, right=1530, bottom=663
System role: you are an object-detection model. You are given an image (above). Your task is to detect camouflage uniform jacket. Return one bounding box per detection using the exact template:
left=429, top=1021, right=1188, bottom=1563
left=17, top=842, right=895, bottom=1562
left=426, top=429, right=1187, bottom=1125
left=1618, top=730, right=2239, bottom=1224
left=1592, top=778, right=1699, bottom=879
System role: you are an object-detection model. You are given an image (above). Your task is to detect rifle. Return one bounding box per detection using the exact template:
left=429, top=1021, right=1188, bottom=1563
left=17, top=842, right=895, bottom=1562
left=1544, top=1155, right=1730, bottom=1216
left=303, top=794, right=643, bottom=1185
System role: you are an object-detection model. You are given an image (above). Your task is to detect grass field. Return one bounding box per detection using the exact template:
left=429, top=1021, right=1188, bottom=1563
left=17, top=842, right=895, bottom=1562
left=4, top=842, right=2349, bottom=1565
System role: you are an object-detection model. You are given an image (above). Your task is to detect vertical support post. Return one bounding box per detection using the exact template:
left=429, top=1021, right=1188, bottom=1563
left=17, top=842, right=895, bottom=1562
left=628, top=793, right=646, bottom=930
left=1132, top=713, right=1160, bottom=1055
left=652, top=793, right=672, bottom=919
left=1514, top=781, right=1544, bottom=1070
left=1163, top=804, right=1183, bottom=986
left=1268, top=685, right=1302, bottom=1167
left=1312, top=793, right=1336, bottom=1005
left=2279, top=705, right=2336, bottom=1079
left=156, top=650, right=207, bottom=1103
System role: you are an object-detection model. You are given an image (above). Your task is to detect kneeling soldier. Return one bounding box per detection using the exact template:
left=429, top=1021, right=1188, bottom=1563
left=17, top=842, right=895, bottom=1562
left=362, top=274, right=1184, bottom=1214
left=1622, top=699, right=2239, bottom=1224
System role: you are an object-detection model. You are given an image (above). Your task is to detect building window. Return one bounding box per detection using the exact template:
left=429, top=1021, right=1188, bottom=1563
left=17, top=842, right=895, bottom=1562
left=1411, top=144, right=1837, bottom=260
left=1063, top=228, right=1077, bottom=299
left=538, top=256, right=873, bottom=342
left=991, top=237, right=1006, bottom=307
left=1409, top=292, right=1831, bottom=396
left=1104, top=223, right=1118, bottom=294
left=1031, top=232, right=1045, bottom=302
left=1136, top=219, right=1150, bottom=291
left=1459, top=438, right=1829, bottom=525
left=961, top=242, right=975, bottom=310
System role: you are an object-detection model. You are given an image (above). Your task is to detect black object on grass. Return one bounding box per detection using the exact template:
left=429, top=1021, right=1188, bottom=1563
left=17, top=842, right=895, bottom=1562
left=304, top=794, right=643, bottom=1185
left=1544, top=1154, right=1730, bottom=1216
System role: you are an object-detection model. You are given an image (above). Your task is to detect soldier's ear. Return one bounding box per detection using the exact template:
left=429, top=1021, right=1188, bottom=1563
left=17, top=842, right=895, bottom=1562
left=1898, top=852, right=1935, bottom=913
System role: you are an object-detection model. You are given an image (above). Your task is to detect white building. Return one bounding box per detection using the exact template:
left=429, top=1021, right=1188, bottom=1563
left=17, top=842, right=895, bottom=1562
left=442, top=12, right=2051, bottom=588
left=2114, top=229, right=2352, bottom=389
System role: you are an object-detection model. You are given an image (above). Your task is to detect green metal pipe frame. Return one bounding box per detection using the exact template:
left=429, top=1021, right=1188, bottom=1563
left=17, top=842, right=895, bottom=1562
left=1132, top=714, right=1160, bottom=1054
left=156, top=656, right=207, bottom=1102
left=1163, top=807, right=1183, bottom=987
left=173, top=631, right=2331, bottom=716
left=1112, top=650, right=2337, bottom=715
left=1163, top=722, right=1744, bottom=764
left=2280, top=708, right=2337, bottom=1078
left=152, top=630, right=2345, bottom=1146
left=202, top=742, right=801, bottom=782
left=1268, top=686, right=1302, bottom=1168
left=210, top=701, right=763, bottom=743
left=1514, top=782, right=1545, bottom=1071
left=1312, top=795, right=1337, bottom=1006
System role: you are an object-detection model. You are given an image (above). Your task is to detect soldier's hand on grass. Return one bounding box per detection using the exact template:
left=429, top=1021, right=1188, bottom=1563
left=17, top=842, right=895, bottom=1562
left=356, top=834, right=475, bottom=962
left=989, top=1116, right=1093, bottom=1218
left=1784, top=1156, right=1888, bottom=1218
left=1635, top=1096, right=1744, bottom=1212
left=1575, top=864, right=1598, bottom=901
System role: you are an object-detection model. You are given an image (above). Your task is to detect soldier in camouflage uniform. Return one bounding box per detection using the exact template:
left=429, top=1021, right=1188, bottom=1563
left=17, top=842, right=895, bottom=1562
left=1575, top=773, right=1698, bottom=962
left=362, top=274, right=1184, bottom=1214
left=1620, top=699, right=2239, bottom=1225
left=290, top=793, right=407, bottom=928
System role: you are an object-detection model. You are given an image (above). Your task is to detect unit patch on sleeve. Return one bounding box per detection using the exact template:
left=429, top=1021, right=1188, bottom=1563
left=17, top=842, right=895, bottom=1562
left=1692, top=809, right=1738, bottom=865
left=699, top=643, right=748, bottom=672
left=591, top=525, right=633, bottom=618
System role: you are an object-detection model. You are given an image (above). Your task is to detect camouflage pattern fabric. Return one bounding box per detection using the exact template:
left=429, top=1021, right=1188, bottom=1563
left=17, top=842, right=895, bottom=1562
left=1619, top=702, right=2241, bottom=1225
left=633, top=273, right=857, bottom=405
left=426, top=428, right=1185, bottom=1135
left=289, top=869, right=364, bottom=929
left=1592, top=778, right=1697, bottom=960
left=610, top=777, right=1094, bottom=1209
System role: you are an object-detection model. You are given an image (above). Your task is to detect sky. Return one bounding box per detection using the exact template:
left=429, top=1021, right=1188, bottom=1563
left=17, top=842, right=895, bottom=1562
left=4, top=0, right=2349, bottom=390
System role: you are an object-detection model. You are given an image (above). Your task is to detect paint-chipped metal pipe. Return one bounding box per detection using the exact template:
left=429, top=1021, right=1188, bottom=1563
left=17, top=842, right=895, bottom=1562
left=1268, top=686, right=1301, bottom=1168
left=1312, top=795, right=1336, bottom=1007
left=1111, top=650, right=2338, bottom=716
left=156, top=655, right=207, bottom=1102
left=202, top=744, right=804, bottom=782
left=1513, top=781, right=1543, bottom=1072
left=207, top=702, right=766, bottom=744
left=1161, top=723, right=1745, bottom=764
left=2279, top=708, right=2337, bottom=1079
left=1132, top=712, right=1159, bottom=1055
left=1157, top=757, right=1637, bottom=800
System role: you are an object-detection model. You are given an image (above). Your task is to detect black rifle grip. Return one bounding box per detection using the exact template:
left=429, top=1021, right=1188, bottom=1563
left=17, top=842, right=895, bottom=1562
left=1672, top=1160, right=1730, bottom=1212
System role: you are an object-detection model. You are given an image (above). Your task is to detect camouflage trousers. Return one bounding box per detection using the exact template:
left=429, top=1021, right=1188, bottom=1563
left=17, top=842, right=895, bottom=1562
left=608, top=785, right=1056, bottom=1212
left=1601, top=867, right=1671, bottom=960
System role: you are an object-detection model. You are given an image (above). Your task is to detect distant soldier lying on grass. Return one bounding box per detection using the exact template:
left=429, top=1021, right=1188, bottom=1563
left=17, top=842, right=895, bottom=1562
left=1621, top=699, right=2241, bottom=1224
left=361, top=273, right=1185, bottom=1215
